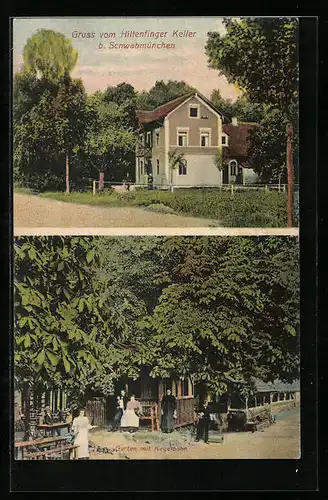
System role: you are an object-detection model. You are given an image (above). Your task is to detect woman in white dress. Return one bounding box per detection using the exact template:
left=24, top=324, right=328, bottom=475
left=120, top=395, right=141, bottom=432
left=72, top=409, right=93, bottom=459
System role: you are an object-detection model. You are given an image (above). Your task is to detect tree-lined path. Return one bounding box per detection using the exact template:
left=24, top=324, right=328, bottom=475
left=14, top=193, right=213, bottom=228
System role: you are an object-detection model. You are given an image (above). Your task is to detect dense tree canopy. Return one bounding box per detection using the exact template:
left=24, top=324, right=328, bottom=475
left=136, top=80, right=196, bottom=110
left=14, top=236, right=299, bottom=405
left=206, top=18, right=298, bottom=116
left=210, top=89, right=265, bottom=123
left=206, top=18, right=299, bottom=188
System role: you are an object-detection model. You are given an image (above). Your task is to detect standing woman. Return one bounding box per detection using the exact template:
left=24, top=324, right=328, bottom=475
left=161, top=389, right=177, bottom=433
left=72, top=409, right=93, bottom=460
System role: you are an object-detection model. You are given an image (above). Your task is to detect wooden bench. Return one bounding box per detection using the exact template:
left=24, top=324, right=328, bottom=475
left=36, top=422, right=72, bottom=437
left=14, top=436, right=68, bottom=460
left=26, top=444, right=79, bottom=460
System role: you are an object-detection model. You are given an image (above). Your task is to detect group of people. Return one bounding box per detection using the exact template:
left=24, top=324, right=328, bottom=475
left=110, top=390, right=142, bottom=432
left=108, top=388, right=212, bottom=443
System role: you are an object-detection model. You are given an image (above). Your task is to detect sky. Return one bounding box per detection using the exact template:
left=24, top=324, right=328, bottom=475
left=13, top=17, right=240, bottom=101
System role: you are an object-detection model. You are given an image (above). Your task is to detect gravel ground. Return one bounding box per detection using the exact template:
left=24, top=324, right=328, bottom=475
left=14, top=194, right=214, bottom=228
left=89, top=408, right=300, bottom=460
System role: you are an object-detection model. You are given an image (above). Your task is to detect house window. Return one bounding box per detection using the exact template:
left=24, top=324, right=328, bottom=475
left=189, top=104, right=199, bottom=118
left=140, top=159, right=144, bottom=175
left=178, top=161, right=187, bottom=176
left=182, top=378, right=190, bottom=397
left=155, top=129, right=160, bottom=147
left=139, top=133, right=145, bottom=146
left=177, top=131, right=188, bottom=147
left=200, top=131, right=210, bottom=147
left=146, top=131, right=152, bottom=147
left=230, top=160, right=237, bottom=176
left=222, top=135, right=228, bottom=146
left=156, top=159, right=160, bottom=175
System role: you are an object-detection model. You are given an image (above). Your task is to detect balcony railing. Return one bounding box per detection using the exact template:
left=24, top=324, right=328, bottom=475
left=136, top=145, right=152, bottom=158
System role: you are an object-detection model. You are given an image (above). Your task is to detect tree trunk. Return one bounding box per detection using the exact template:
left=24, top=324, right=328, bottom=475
left=286, top=124, right=294, bottom=227
left=22, top=382, right=31, bottom=440
left=65, top=153, right=70, bottom=194
left=99, top=172, right=104, bottom=192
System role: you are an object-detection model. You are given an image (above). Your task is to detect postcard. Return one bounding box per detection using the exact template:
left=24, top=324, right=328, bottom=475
left=13, top=234, right=300, bottom=461
left=12, top=16, right=299, bottom=232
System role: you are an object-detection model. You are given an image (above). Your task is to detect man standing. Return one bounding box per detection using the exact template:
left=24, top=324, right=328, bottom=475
left=111, top=390, right=128, bottom=432
left=161, top=389, right=177, bottom=433
left=195, top=401, right=211, bottom=444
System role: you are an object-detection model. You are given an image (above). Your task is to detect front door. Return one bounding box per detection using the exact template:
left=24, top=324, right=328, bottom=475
left=222, top=164, right=229, bottom=184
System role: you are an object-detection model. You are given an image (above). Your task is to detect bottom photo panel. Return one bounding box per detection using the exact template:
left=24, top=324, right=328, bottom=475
left=13, top=235, right=300, bottom=461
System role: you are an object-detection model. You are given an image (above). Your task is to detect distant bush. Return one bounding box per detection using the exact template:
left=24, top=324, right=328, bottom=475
left=143, top=203, right=177, bottom=215
left=127, top=189, right=288, bottom=227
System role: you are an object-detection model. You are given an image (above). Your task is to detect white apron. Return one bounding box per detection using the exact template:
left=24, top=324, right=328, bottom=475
left=72, top=416, right=91, bottom=458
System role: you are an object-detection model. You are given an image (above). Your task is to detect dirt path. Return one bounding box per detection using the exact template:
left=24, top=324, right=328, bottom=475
left=14, top=194, right=214, bottom=229
left=89, top=408, right=300, bottom=460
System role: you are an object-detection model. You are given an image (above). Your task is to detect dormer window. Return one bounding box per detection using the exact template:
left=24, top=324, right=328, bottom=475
left=221, top=133, right=229, bottom=146
left=189, top=104, right=200, bottom=118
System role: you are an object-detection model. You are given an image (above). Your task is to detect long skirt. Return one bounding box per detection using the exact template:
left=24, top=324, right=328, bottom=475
left=121, top=409, right=139, bottom=429
left=161, top=410, right=174, bottom=432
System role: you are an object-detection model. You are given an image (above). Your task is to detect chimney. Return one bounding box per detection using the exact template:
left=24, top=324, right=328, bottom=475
left=232, top=117, right=238, bottom=126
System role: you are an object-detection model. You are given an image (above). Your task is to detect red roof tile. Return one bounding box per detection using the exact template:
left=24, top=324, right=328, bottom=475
left=223, top=122, right=259, bottom=158
left=136, top=94, right=193, bottom=126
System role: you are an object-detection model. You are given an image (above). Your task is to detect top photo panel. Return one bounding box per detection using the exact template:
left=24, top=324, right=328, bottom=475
left=13, top=17, right=299, bottom=232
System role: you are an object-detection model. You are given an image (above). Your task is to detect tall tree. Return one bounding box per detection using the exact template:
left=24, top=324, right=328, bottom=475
left=137, top=80, right=196, bottom=110
left=247, top=107, right=299, bottom=184
left=23, top=29, right=78, bottom=82
left=206, top=18, right=299, bottom=226
left=52, top=75, right=91, bottom=193
left=211, top=89, right=265, bottom=122
left=149, top=236, right=299, bottom=395
left=84, top=92, right=137, bottom=186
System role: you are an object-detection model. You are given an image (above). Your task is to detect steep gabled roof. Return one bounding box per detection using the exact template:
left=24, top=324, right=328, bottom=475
left=223, top=122, right=259, bottom=159
left=136, top=91, right=227, bottom=127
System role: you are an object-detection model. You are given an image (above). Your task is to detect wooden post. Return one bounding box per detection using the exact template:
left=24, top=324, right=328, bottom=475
left=231, top=184, right=234, bottom=195
left=150, top=406, right=154, bottom=432
left=262, top=395, right=265, bottom=406
left=287, top=124, right=294, bottom=227
left=65, top=153, right=70, bottom=194
left=269, top=393, right=273, bottom=405
left=254, top=395, right=257, bottom=407
left=93, top=181, right=96, bottom=196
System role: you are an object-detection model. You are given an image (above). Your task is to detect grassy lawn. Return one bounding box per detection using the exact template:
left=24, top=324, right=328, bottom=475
left=18, top=188, right=289, bottom=227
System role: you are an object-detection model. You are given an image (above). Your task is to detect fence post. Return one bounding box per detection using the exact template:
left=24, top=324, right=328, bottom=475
left=265, top=185, right=269, bottom=192
left=231, top=184, right=234, bottom=195
left=93, top=181, right=96, bottom=196
left=283, top=184, right=286, bottom=193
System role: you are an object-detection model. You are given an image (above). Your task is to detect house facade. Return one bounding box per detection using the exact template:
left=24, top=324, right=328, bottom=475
left=135, top=92, right=259, bottom=187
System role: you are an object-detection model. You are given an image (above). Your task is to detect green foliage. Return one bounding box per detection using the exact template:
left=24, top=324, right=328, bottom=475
left=37, top=188, right=289, bottom=227
left=206, top=19, right=299, bottom=183
left=149, top=236, right=299, bottom=392
left=83, top=90, right=137, bottom=181
left=23, top=29, right=78, bottom=82
left=13, top=71, right=91, bottom=191
left=211, top=89, right=265, bottom=122
left=136, top=80, right=195, bottom=110
left=247, top=107, right=299, bottom=184
left=14, top=235, right=299, bottom=400
left=206, top=18, right=298, bottom=114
